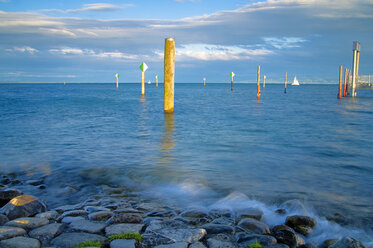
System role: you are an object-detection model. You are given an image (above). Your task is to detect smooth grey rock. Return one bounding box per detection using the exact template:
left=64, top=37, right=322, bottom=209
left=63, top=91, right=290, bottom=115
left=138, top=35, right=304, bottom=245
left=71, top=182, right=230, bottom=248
left=154, top=242, right=189, bottom=248
left=207, top=238, right=236, bottom=248
left=105, top=223, right=144, bottom=236
left=0, top=225, right=26, bottom=240
left=54, top=203, right=83, bottom=213
left=147, top=210, right=176, bottom=217
left=69, top=219, right=107, bottom=234
left=29, top=223, right=65, bottom=246
left=322, top=239, right=339, bottom=248
left=0, top=188, right=23, bottom=203
left=26, top=179, right=44, bottom=186
left=110, top=239, right=136, bottom=248
left=237, top=218, right=270, bottom=234
left=236, top=233, right=277, bottom=246
left=211, top=217, right=235, bottom=226
left=58, top=210, right=89, bottom=220
left=189, top=242, right=207, bottom=248
left=180, top=207, right=208, bottom=218
left=0, top=236, right=40, bottom=248
left=236, top=208, right=264, bottom=221
left=5, top=217, right=49, bottom=230
left=84, top=206, right=110, bottom=213
left=0, top=214, right=9, bottom=225
left=202, top=224, right=234, bottom=234
left=272, top=225, right=295, bottom=233
left=88, top=211, right=113, bottom=221
left=329, top=237, right=365, bottom=248
left=50, top=232, right=107, bottom=248
left=274, top=228, right=298, bottom=248
left=106, top=212, right=143, bottom=224
left=285, top=215, right=316, bottom=235
left=35, top=210, right=58, bottom=220
left=0, top=195, right=47, bottom=220
left=209, top=208, right=233, bottom=218
left=280, top=200, right=308, bottom=214
left=61, top=216, right=85, bottom=223
left=137, top=233, right=175, bottom=248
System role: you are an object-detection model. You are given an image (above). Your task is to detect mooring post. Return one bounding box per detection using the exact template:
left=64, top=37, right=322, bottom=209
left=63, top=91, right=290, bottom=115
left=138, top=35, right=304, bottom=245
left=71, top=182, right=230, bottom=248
left=263, top=75, right=266, bottom=88
left=203, top=77, right=206, bottom=86
left=257, top=66, right=261, bottom=99
left=284, top=72, right=287, bottom=94
left=139, top=62, right=148, bottom=96
left=115, top=73, right=119, bottom=89
left=352, top=41, right=360, bottom=97
left=156, top=75, right=159, bottom=88
left=338, top=65, right=343, bottom=99
left=230, top=72, right=235, bottom=91
left=164, top=38, right=175, bottom=113
left=343, top=68, right=348, bottom=97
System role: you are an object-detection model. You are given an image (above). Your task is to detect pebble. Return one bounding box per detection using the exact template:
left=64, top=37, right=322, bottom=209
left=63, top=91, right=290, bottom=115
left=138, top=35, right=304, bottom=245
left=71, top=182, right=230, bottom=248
left=110, top=238, right=136, bottom=248
left=237, top=218, right=271, bottom=234
left=0, top=226, right=27, bottom=240
left=0, top=195, right=47, bottom=220
left=0, top=236, right=41, bottom=248
left=69, top=219, right=107, bottom=234
left=105, top=223, right=144, bottom=236
left=5, top=217, right=49, bottom=230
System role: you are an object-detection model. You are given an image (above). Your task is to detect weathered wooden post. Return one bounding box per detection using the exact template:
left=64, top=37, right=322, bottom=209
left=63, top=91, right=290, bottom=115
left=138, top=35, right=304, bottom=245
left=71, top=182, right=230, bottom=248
left=338, top=65, right=343, bottom=99
left=263, top=75, right=266, bottom=88
left=203, top=77, right=206, bottom=86
left=351, top=41, right=360, bottom=97
left=343, top=68, right=348, bottom=97
left=115, top=73, right=119, bottom=89
left=257, top=66, right=261, bottom=99
left=164, top=38, right=175, bottom=113
left=139, top=62, right=148, bottom=96
left=230, top=72, right=235, bottom=91
left=156, top=75, right=159, bottom=88
left=284, top=72, right=287, bottom=94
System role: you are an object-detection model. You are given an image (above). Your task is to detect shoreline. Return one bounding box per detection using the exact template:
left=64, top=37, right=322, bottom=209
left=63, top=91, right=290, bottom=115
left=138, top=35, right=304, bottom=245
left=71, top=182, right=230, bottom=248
left=0, top=174, right=371, bottom=248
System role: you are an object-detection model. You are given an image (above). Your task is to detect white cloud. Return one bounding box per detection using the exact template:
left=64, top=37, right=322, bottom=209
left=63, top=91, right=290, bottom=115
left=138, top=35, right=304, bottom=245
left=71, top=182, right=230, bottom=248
left=264, top=37, right=307, bottom=49
left=41, top=3, right=133, bottom=14
left=48, top=47, right=138, bottom=60
left=6, top=46, right=39, bottom=54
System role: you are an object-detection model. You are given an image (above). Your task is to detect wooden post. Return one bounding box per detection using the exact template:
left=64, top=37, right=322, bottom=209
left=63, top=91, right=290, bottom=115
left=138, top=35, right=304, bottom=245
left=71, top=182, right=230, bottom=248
left=156, top=75, right=158, bottom=88
left=115, top=73, right=119, bottom=89
left=230, top=72, right=234, bottom=91
left=263, top=75, right=266, bottom=88
left=164, top=38, right=175, bottom=113
left=141, top=71, right=145, bottom=96
left=203, top=77, right=206, bottom=86
left=343, top=68, right=348, bottom=97
left=284, top=72, right=287, bottom=94
left=257, top=66, right=261, bottom=99
left=352, top=41, right=360, bottom=97
left=338, top=65, right=343, bottom=99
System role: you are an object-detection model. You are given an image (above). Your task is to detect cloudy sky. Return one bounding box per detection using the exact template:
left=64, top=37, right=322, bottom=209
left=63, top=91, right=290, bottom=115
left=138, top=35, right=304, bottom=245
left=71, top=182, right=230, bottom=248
left=0, top=0, right=372, bottom=83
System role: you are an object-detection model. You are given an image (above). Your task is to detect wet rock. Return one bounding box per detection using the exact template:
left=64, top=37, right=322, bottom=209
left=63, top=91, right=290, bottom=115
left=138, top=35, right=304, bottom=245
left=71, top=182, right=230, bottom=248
left=211, top=217, right=235, bottom=226
left=5, top=217, right=49, bottom=230
left=35, top=210, right=58, bottom=220
left=106, top=212, right=143, bottom=224
left=266, top=245, right=290, bottom=248
left=61, top=216, right=86, bottom=224
left=84, top=206, right=110, bottom=213
left=58, top=210, right=89, bottom=220
left=237, top=218, right=270, bottom=235
left=0, top=195, right=47, bottom=220
left=285, top=215, right=316, bottom=235
left=202, top=223, right=235, bottom=235
left=26, top=179, right=44, bottom=186
left=105, top=223, right=144, bottom=236
left=322, top=239, right=340, bottom=248
left=296, top=235, right=306, bottom=247
left=329, top=237, right=365, bottom=248
left=272, top=225, right=295, bottom=233
left=236, top=233, right=277, bottom=246
left=88, top=210, right=113, bottom=221
left=69, top=219, right=107, bottom=234
left=110, top=239, right=136, bottom=248
left=209, top=209, right=233, bottom=218
left=173, top=217, right=191, bottom=224
left=207, top=233, right=236, bottom=248
left=54, top=203, right=83, bottom=213
left=280, top=200, right=308, bottom=214
left=326, top=213, right=348, bottom=226
left=180, top=207, right=208, bottom=218
left=147, top=210, right=176, bottom=217
left=154, top=242, right=189, bottom=248
left=36, top=185, right=46, bottom=190
left=10, top=179, right=21, bottom=185
left=51, top=232, right=108, bottom=248
left=236, top=208, right=264, bottom=221
left=137, top=233, right=175, bottom=247
left=0, top=176, right=10, bottom=185
left=0, top=236, right=41, bottom=248
left=0, top=188, right=23, bottom=206
left=0, top=214, right=9, bottom=225
left=190, top=242, right=207, bottom=248
left=28, top=223, right=65, bottom=246
left=275, top=209, right=287, bottom=215
left=0, top=226, right=26, bottom=240
left=274, top=228, right=298, bottom=248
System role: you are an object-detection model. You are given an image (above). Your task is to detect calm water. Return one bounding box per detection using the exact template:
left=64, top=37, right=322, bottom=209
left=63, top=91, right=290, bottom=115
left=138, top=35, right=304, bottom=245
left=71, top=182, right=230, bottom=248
left=1, top=83, right=373, bottom=243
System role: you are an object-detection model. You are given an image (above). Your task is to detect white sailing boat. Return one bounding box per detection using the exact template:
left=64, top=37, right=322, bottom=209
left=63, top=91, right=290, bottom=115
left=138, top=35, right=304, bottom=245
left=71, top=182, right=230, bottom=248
left=292, top=76, right=300, bottom=86
left=148, top=80, right=151, bottom=84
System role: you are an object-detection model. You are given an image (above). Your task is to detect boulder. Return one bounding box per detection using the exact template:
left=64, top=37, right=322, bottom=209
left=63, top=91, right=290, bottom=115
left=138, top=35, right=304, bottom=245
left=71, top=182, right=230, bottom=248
left=89, top=211, right=113, bottom=221
left=69, top=219, right=107, bottom=234
left=154, top=242, right=189, bottom=248
left=237, top=218, right=270, bottom=234
left=50, top=232, right=108, bottom=248
left=54, top=203, right=83, bottom=213
left=211, top=217, right=235, bottom=226
left=147, top=210, right=176, bottom=217
left=0, top=226, right=26, bottom=240
left=329, top=237, right=365, bottom=248
left=236, top=208, right=264, bottom=221
left=84, top=206, right=111, bottom=213
left=180, top=207, right=209, bottom=218
left=189, top=242, right=207, bottom=248
left=274, top=228, right=298, bottom=248
left=209, top=209, right=233, bottom=218
left=0, top=195, right=47, bottom=220
left=236, top=233, right=277, bottom=246
left=5, top=217, right=49, bottom=230
left=105, top=223, right=144, bottom=236
left=35, top=210, right=58, bottom=220
left=285, top=215, right=316, bottom=235
left=207, top=233, right=236, bottom=248
left=106, top=212, right=143, bottom=224
left=322, top=239, right=340, bottom=248
left=61, top=216, right=86, bottom=224
left=280, top=200, right=308, bottom=214
left=29, top=223, right=65, bottom=246
left=0, top=214, right=9, bottom=225
left=110, top=239, right=136, bottom=248
left=0, top=236, right=40, bottom=248
left=0, top=188, right=23, bottom=206
left=202, top=224, right=234, bottom=235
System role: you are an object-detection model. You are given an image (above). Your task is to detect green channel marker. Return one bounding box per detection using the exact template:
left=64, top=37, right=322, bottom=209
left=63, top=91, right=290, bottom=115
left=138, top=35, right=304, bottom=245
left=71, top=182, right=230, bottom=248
left=139, top=62, right=148, bottom=72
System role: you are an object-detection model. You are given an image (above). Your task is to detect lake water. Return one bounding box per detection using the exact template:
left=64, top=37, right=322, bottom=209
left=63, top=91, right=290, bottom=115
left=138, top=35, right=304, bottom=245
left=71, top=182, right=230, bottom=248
left=0, top=83, right=372, bottom=244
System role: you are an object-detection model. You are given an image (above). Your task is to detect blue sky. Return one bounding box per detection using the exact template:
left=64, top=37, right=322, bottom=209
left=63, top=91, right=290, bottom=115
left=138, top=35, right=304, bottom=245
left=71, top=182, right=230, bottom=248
left=0, top=0, right=372, bottom=83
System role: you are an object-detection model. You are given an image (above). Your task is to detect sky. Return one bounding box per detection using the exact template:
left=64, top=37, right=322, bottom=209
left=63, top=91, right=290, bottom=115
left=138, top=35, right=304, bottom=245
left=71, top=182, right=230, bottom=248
left=0, top=0, right=372, bottom=83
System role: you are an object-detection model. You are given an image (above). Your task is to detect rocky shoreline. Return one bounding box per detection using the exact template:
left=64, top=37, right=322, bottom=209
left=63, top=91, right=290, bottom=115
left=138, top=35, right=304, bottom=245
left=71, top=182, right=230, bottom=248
left=0, top=174, right=369, bottom=248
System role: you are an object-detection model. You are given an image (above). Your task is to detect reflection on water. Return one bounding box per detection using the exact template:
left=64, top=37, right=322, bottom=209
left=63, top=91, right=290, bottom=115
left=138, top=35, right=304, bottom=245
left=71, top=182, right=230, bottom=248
left=159, top=113, right=175, bottom=165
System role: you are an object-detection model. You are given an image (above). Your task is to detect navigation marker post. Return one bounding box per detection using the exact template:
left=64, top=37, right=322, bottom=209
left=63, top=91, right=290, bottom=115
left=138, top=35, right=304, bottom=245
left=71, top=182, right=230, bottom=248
left=115, top=73, right=119, bottom=89
left=263, top=75, right=266, bottom=88
left=164, top=38, right=175, bottom=113
left=343, top=68, right=348, bottom=97
left=139, top=62, right=148, bottom=96
left=338, top=65, right=343, bottom=99
left=257, top=66, right=261, bottom=99
left=284, top=72, right=287, bottom=94
left=203, top=77, right=206, bottom=86
left=230, top=72, right=235, bottom=91
left=156, top=75, right=159, bottom=88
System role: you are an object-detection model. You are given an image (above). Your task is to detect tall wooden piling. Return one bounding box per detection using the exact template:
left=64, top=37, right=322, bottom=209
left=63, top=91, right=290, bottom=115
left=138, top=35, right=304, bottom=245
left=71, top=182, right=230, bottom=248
left=338, top=65, right=343, bottom=99
left=343, top=68, right=348, bottom=97
left=257, top=66, right=261, bottom=99
left=164, top=38, right=175, bottom=113
left=263, top=75, right=266, bottom=88
left=115, top=73, right=119, bottom=89
left=284, top=72, right=287, bottom=94
left=352, top=41, right=360, bottom=97
left=230, top=72, right=235, bottom=91
left=141, top=71, right=145, bottom=96
left=156, top=75, right=159, bottom=88
left=203, top=77, right=206, bottom=86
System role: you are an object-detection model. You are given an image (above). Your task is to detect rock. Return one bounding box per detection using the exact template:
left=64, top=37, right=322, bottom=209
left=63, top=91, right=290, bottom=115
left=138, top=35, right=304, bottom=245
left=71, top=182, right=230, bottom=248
left=26, top=179, right=44, bottom=186
left=329, top=237, right=365, bottom=248
left=280, top=200, right=308, bottom=214
left=5, top=217, right=49, bottom=230
left=35, top=210, right=58, bottom=220
left=189, top=242, right=207, bottom=248
left=89, top=211, right=113, bottom=221
left=0, top=226, right=26, bottom=240
left=137, top=233, right=175, bottom=247
left=84, top=206, right=110, bottom=213
left=61, top=216, right=86, bottom=223
left=322, top=239, right=340, bottom=248
left=285, top=215, right=316, bottom=235
left=28, top=223, right=65, bottom=246
left=237, top=218, right=270, bottom=235
left=236, top=233, right=276, bottom=246
left=211, top=217, right=235, bottom=226
left=54, top=203, right=83, bottom=213
left=37, top=185, right=46, bottom=190
left=266, top=245, right=290, bottom=248
left=58, top=210, right=89, bottom=220
left=69, top=219, right=107, bottom=234
left=50, top=232, right=108, bottom=248
left=105, top=223, right=144, bottom=236
left=0, top=236, right=41, bottom=248
left=0, top=188, right=23, bottom=206
left=202, top=224, right=234, bottom=235
left=0, top=195, right=47, bottom=220
left=147, top=210, right=176, bottom=217
left=0, top=214, right=9, bottom=225
left=207, top=234, right=236, bottom=248
left=275, top=209, right=287, bottom=215
left=106, top=212, right=143, bottom=224
left=180, top=207, right=208, bottom=218
left=209, top=208, right=233, bottom=218
left=274, top=228, right=298, bottom=248
left=110, top=239, right=136, bottom=248
left=272, top=225, right=295, bottom=233
left=296, top=235, right=306, bottom=247
left=236, top=208, right=264, bottom=221
left=154, top=242, right=189, bottom=248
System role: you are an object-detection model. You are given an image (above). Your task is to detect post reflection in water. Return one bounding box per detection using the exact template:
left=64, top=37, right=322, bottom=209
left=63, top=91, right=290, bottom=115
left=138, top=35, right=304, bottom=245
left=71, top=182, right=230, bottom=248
left=159, top=113, right=175, bottom=165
